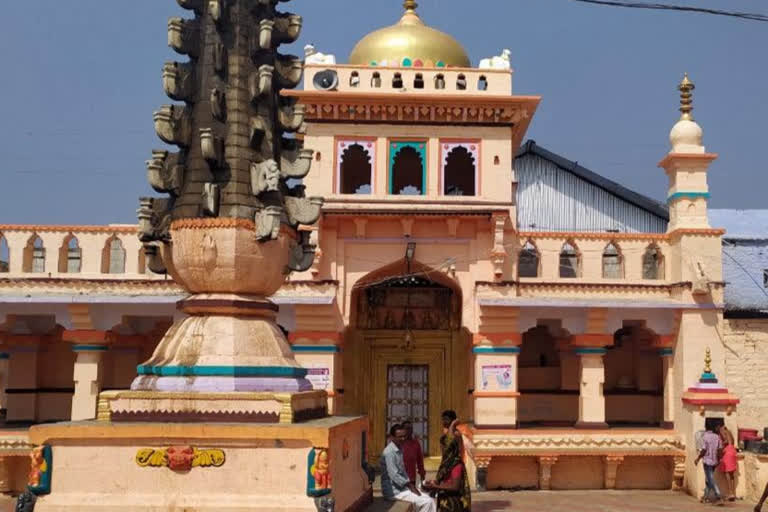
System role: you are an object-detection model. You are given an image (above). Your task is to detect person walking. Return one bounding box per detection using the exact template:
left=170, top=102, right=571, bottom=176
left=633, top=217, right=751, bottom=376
left=695, top=423, right=725, bottom=506
left=424, top=415, right=471, bottom=512
left=402, top=420, right=427, bottom=486
left=718, top=424, right=738, bottom=501
left=754, top=480, right=768, bottom=511
left=380, top=424, right=436, bottom=512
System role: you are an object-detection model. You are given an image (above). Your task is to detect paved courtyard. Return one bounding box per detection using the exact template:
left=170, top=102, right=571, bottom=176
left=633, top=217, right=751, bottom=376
left=470, top=490, right=754, bottom=511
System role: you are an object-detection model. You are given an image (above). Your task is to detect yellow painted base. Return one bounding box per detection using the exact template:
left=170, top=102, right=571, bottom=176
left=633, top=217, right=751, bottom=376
left=29, top=417, right=371, bottom=512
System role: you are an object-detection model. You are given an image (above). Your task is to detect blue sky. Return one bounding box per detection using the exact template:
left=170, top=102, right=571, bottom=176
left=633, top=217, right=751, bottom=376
left=0, top=0, right=765, bottom=224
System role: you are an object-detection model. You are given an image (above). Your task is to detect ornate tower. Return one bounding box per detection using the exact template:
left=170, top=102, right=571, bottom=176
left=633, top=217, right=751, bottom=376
left=108, top=0, right=327, bottom=421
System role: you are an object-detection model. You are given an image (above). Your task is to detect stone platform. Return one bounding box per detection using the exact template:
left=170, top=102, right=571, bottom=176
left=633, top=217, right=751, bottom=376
left=28, top=416, right=372, bottom=512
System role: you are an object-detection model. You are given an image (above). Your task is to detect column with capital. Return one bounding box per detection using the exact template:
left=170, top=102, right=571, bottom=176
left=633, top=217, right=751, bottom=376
left=64, top=331, right=111, bottom=421
left=659, top=348, right=675, bottom=429
left=472, top=333, right=521, bottom=429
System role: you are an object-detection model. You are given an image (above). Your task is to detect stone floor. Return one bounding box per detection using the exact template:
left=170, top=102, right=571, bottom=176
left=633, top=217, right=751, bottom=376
left=368, top=491, right=755, bottom=511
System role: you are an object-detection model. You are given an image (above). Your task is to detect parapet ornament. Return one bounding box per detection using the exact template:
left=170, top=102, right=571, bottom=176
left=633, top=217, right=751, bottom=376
left=136, top=446, right=226, bottom=472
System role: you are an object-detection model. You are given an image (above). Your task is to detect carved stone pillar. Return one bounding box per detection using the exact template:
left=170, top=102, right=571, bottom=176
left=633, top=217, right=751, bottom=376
left=672, top=455, right=686, bottom=490
left=538, top=456, right=558, bottom=490
left=660, top=348, right=675, bottom=429
left=603, top=455, right=624, bottom=489
left=70, top=345, right=107, bottom=421
left=575, top=348, right=608, bottom=429
left=474, top=456, right=492, bottom=491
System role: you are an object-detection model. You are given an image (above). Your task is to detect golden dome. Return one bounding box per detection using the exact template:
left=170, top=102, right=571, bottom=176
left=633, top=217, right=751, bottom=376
left=348, top=1, right=471, bottom=68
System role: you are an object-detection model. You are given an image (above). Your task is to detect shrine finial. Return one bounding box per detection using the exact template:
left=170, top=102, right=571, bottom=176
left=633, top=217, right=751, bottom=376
left=403, top=0, right=418, bottom=12
left=703, top=347, right=712, bottom=374
left=678, top=72, right=695, bottom=121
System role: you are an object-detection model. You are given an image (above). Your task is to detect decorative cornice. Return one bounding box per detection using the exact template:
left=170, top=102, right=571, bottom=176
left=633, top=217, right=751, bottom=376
left=0, top=224, right=137, bottom=234
left=477, top=280, right=691, bottom=292
left=0, top=278, right=183, bottom=296
left=467, top=431, right=685, bottom=453
left=517, top=228, right=725, bottom=241
left=170, top=218, right=256, bottom=230
left=658, top=153, right=718, bottom=168
left=667, top=192, right=710, bottom=202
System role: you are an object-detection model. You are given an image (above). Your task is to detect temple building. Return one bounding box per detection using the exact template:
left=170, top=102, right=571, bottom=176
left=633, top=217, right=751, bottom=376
left=1, top=0, right=767, bottom=501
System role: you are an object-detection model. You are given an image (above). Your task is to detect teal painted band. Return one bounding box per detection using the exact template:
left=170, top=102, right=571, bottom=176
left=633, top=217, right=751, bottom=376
left=667, top=191, right=710, bottom=202
left=72, top=345, right=109, bottom=352
left=659, top=348, right=674, bottom=356
left=0, top=353, right=9, bottom=360
left=574, top=348, right=607, bottom=355
left=292, top=345, right=341, bottom=353
left=701, top=372, right=716, bottom=379
left=136, top=365, right=308, bottom=378
left=472, top=346, right=521, bottom=354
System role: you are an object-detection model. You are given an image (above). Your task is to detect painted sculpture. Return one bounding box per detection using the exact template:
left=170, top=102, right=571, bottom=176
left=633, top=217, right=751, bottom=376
left=124, top=0, right=325, bottom=418
left=136, top=447, right=227, bottom=471
left=27, top=445, right=52, bottom=495
left=307, top=448, right=331, bottom=497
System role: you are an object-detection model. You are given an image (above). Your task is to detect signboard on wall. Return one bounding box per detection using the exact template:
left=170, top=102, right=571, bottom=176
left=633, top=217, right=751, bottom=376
left=481, top=364, right=513, bottom=391
left=306, top=367, right=330, bottom=390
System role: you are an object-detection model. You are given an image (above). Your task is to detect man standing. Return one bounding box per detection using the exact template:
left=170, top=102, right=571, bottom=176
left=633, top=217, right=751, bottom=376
left=402, top=420, right=426, bottom=486
left=695, top=423, right=725, bottom=506
left=381, top=424, right=436, bottom=512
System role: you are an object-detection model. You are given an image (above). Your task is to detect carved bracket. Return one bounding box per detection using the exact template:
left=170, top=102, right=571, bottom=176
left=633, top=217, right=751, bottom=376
left=274, top=13, right=302, bottom=44
left=280, top=147, right=313, bottom=179
left=278, top=104, right=306, bottom=132
left=210, top=87, right=226, bottom=121
left=138, top=197, right=173, bottom=243
left=249, top=65, right=274, bottom=100
left=538, top=456, right=558, bottom=490
left=167, top=18, right=200, bottom=58
left=274, top=54, right=303, bottom=88
left=163, top=61, right=196, bottom=102
left=136, top=447, right=226, bottom=472
left=285, top=195, right=324, bottom=227
left=146, top=150, right=185, bottom=196
left=255, top=206, right=283, bottom=241
left=250, top=160, right=280, bottom=196
left=603, top=455, right=624, bottom=489
left=153, top=105, right=192, bottom=147
left=200, top=128, right=224, bottom=167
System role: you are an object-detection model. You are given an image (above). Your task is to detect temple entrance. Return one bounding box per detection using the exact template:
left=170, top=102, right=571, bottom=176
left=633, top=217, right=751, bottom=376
left=343, top=258, right=469, bottom=462
left=386, top=364, right=429, bottom=453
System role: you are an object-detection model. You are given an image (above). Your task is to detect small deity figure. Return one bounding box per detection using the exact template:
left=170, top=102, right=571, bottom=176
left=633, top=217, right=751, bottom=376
left=28, top=446, right=47, bottom=488
left=311, top=449, right=331, bottom=490
left=263, top=160, right=280, bottom=192
left=166, top=446, right=195, bottom=472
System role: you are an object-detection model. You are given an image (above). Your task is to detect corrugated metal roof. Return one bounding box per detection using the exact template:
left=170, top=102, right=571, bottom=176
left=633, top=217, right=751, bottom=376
left=514, top=142, right=668, bottom=233
left=516, top=140, right=670, bottom=221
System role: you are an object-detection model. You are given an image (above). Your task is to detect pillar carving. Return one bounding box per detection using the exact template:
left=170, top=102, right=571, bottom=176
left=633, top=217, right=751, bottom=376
left=538, top=456, right=558, bottom=490
left=490, top=213, right=508, bottom=280
left=575, top=348, right=608, bottom=429
left=673, top=455, right=686, bottom=490
left=603, top=455, right=624, bottom=489
left=659, top=348, right=675, bottom=429
left=474, top=456, right=492, bottom=491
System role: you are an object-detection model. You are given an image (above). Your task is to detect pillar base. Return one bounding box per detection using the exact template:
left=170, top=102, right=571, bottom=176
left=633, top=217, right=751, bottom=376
left=574, top=421, right=609, bottom=430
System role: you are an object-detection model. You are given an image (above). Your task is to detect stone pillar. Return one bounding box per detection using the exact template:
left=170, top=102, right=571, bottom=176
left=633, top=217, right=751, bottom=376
left=603, top=455, right=624, bottom=489
left=71, top=345, right=107, bottom=421
left=660, top=348, right=675, bottom=429
left=575, top=348, right=608, bottom=429
left=472, top=338, right=520, bottom=428
left=538, top=456, right=558, bottom=490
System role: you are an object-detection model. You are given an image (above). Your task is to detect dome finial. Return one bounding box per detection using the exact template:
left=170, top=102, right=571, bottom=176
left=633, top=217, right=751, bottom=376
left=703, top=347, right=712, bottom=374
left=403, top=0, right=418, bottom=12
left=678, top=72, right=695, bottom=121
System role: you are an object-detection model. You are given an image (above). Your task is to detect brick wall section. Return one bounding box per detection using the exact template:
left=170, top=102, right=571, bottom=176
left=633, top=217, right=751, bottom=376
left=723, top=318, right=768, bottom=430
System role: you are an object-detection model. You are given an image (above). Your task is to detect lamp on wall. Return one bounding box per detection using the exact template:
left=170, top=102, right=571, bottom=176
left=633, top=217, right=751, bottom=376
left=405, top=242, right=416, bottom=265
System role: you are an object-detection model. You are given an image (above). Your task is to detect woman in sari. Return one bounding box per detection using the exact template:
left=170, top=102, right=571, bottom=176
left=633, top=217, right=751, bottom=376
left=424, top=415, right=471, bottom=512
left=718, top=424, right=738, bottom=501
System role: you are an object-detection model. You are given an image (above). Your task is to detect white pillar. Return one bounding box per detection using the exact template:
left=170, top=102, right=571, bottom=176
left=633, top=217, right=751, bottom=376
left=660, top=348, right=675, bottom=428
left=71, top=346, right=106, bottom=421
left=575, top=348, right=608, bottom=429
left=473, top=345, right=519, bottom=428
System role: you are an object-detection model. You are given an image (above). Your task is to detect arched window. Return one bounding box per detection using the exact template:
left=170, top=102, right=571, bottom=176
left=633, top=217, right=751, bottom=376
left=102, top=236, right=126, bottom=274
left=338, top=141, right=374, bottom=194
left=389, top=142, right=426, bottom=195
left=371, top=72, right=381, bottom=88
left=456, top=74, right=467, bottom=90
left=23, top=235, right=45, bottom=273
left=518, top=241, right=539, bottom=278
left=642, top=245, right=664, bottom=280
left=602, top=242, right=623, bottom=279
left=478, top=75, right=488, bottom=91
left=349, top=71, right=360, bottom=87
left=59, top=235, right=82, bottom=273
left=0, top=235, right=8, bottom=273
left=434, top=74, right=445, bottom=90
left=559, top=241, right=580, bottom=278
left=392, top=73, right=403, bottom=89
left=414, top=73, right=424, bottom=89
left=442, top=143, right=477, bottom=196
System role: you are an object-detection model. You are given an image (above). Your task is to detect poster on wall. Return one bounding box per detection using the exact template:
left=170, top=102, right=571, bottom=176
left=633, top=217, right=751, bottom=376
left=481, top=364, right=513, bottom=391
left=306, top=367, right=331, bottom=390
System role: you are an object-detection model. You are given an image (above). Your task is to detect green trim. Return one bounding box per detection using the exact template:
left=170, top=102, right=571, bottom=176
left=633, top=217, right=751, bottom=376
left=659, top=348, right=674, bottom=356
left=292, top=345, right=341, bottom=353
left=574, top=347, right=607, bottom=355
left=72, top=345, right=109, bottom=352
left=667, top=191, right=710, bottom=202
left=472, top=346, right=521, bottom=354
left=136, top=365, right=308, bottom=378
left=389, top=141, right=427, bottom=195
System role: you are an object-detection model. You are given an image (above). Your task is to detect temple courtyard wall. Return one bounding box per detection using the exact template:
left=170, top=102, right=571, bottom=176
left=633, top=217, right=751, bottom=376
left=723, top=318, right=768, bottom=431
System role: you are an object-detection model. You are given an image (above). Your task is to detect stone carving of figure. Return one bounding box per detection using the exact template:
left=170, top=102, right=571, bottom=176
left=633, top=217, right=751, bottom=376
left=311, top=449, right=331, bottom=489
left=166, top=446, right=196, bottom=472
left=263, top=160, right=280, bottom=192
left=28, top=446, right=46, bottom=488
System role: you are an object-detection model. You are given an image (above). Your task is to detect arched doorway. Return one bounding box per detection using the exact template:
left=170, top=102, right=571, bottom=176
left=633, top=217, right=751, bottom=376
left=343, top=259, right=469, bottom=461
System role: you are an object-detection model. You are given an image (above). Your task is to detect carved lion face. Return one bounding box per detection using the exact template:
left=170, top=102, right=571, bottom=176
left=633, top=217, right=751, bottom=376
left=166, top=446, right=195, bottom=472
